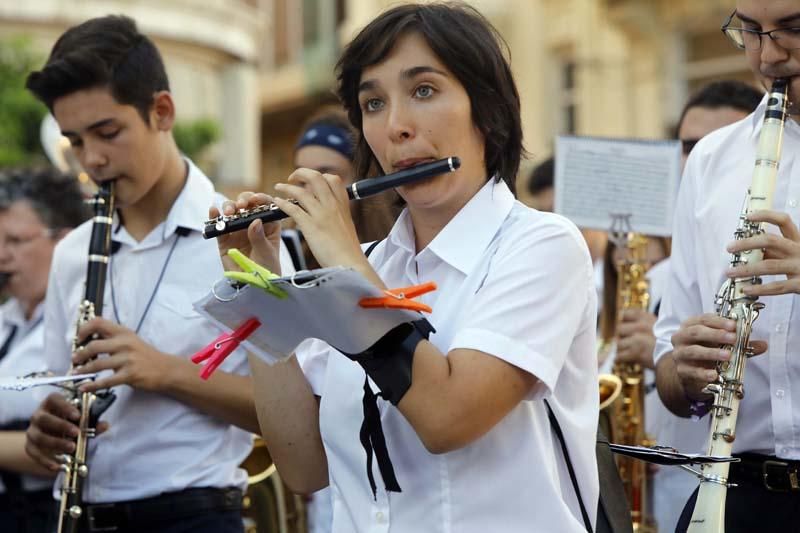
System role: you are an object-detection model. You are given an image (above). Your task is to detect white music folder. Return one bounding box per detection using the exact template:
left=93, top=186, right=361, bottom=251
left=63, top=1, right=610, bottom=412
left=193, top=267, right=423, bottom=364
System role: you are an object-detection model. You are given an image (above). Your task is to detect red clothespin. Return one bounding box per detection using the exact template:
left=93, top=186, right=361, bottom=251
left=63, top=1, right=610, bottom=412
left=359, top=281, right=437, bottom=313
left=192, top=318, right=261, bottom=380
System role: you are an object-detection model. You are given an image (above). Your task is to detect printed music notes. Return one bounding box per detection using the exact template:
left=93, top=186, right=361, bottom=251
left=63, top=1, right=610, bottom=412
left=554, top=136, right=681, bottom=236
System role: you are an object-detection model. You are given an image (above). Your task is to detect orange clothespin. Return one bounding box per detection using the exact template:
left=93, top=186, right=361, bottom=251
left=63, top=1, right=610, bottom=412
left=359, top=281, right=437, bottom=313
left=192, top=318, right=261, bottom=380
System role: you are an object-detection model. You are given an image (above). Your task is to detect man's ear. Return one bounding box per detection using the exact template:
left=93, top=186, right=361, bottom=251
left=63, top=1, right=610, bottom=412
left=150, top=91, right=176, bottom=132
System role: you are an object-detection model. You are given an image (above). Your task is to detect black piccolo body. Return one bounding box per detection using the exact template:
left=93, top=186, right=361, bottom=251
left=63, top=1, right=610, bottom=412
left=203, top=156, right=461, bottom=239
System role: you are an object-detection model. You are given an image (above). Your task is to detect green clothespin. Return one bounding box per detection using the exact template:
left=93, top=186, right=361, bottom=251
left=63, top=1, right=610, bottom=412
left=224, top=248, right=287, bottom=299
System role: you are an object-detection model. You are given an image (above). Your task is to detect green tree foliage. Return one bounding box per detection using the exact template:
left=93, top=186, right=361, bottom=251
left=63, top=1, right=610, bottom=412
left=0, top=36, right=47, bottom=168
left=173, top=118, right=220, bottom=161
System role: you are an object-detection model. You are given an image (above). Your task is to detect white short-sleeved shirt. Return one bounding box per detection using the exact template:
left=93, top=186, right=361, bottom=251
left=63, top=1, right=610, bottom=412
left=298, top=179, right=599, bottom=533
left=654, top=96, right=800, bottom=459
left=42, top=161, right=258, bottom=503
left=0, top=299, right=52, bottom=493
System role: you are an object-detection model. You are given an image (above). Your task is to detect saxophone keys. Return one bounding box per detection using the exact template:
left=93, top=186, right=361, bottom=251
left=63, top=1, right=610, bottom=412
left=68, top=505, right=83, bottom=519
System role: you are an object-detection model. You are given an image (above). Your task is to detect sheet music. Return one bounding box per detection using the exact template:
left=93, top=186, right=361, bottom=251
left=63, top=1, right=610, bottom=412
left=554, top=136, right=681, bottom=236
left=193, top=267, right=423, bottom=364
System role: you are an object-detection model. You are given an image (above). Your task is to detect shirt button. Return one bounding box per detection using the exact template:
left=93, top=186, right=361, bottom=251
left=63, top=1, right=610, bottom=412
left=775, top=323, right=785, bottom=333
left=790, top=199, right=798, bottom=208
left=376, top=511, right=387, bottom=523
left=776, top=389, right=785, bottom=398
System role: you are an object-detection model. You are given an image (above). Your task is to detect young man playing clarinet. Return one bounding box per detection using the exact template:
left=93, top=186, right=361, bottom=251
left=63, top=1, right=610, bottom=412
left=22, top=15, right=290, bottom=533
left=654, top=2, right=800, bottom=531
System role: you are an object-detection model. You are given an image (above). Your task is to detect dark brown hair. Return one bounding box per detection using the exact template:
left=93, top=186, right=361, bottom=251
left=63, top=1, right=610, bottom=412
left=26, top=15, right=169, bottom=124
left=335, top=2, right=524, bottom=195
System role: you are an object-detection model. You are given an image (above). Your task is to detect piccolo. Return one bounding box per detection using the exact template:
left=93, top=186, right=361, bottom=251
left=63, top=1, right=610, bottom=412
left=203, top=156, right=460, bottom=239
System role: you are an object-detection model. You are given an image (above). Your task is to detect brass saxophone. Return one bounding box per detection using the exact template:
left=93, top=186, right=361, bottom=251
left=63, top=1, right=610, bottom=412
left=57, top=181, right=117, bottom=533
left=599, top=232, right=656, bottom=533
left=687, top=79, right=789, bottom=533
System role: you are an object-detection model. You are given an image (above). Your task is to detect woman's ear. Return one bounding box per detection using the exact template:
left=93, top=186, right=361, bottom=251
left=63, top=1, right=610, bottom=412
left=150, top=91, right=176, bottom=132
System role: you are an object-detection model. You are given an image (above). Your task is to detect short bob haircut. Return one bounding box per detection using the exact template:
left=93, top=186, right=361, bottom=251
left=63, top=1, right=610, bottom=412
left=26, top=15, right=169, bottom=125
left=336, top=2, right=524, bottom=195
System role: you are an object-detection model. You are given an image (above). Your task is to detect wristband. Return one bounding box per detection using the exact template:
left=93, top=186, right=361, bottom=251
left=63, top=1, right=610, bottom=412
left=347, top=318, right=435, bottom=405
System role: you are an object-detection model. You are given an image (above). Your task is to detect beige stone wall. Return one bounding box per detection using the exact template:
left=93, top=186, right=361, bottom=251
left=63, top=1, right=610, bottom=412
left=0, top=0, right=266, bottom=186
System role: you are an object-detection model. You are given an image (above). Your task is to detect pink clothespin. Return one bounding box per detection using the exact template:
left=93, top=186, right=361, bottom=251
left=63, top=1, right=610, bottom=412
left=192, top=318, right=261, bottom=380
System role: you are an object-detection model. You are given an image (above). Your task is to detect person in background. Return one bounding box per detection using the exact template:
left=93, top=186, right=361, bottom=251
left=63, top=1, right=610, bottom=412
left=608, top=78, right=761, bottom=531
left=0, top=168, right=88, bottom=533
left=290, top=107, right=400, bottom=270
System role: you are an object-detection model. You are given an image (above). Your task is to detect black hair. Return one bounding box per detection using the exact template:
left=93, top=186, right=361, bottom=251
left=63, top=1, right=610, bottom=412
left=676, top=80, right=763, bottom=134
left=0, top=167, right=89, bottom=230
left=25, top=15, right=169, bottom=124
left=527, top=157, right=554, bottom=196
left=336, top=2, right=524, bottom=195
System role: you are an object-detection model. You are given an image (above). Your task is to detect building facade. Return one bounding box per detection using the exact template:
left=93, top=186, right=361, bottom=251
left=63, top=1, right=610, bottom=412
left=0, top=0, right=266, bottom=188
left=259, top=0, right=750, bottom=200
left=0, top=0, right=750, bottom=195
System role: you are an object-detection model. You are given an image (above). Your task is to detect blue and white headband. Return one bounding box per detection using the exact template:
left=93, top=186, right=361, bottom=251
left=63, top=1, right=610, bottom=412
left=296, top=123, right=355, bottom=161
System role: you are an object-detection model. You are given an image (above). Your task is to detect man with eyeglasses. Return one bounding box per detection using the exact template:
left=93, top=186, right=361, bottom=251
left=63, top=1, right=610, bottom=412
left=653, top=2, right=800, bottom=531
left=0, top=167, right=88, bottom=533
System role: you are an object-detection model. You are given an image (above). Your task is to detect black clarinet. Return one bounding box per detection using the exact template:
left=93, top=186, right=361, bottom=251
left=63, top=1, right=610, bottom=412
left=203, top=156, right=461, bottom=238
left=57, top=181, right=117, bottom=533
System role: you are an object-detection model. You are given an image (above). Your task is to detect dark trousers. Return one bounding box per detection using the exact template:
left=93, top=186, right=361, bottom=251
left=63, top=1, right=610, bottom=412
left=676, top=479, right=800, bottom=532
left=75, top=509, right=244, bottom=533
left=0, top=490, right=58, bottom=533
left=72, top=487, right=244, bottom=533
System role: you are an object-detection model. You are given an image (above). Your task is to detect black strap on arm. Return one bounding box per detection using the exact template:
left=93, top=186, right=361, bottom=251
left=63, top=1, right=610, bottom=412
left=545, top=399, right=594, bottom=533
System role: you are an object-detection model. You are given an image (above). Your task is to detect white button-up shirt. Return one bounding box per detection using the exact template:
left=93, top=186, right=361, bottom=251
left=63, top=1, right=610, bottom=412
left=41, top=161, right=255, bottom=502
left=299, top=179, right=599, bottom=533
left=0, top=299, right=52, bottom=493
left=654, top=96, right=800, bottom=458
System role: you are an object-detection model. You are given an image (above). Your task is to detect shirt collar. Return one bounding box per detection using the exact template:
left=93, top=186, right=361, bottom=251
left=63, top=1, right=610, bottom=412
left=749, top=94, right=770, bottom=140
left=113, top=159, right=215, bottom=245
left=1, top=298, right=43, bottom=329
left=163, top=159, right=216, bottom=236
left=389, top=178, right=515, bottom=275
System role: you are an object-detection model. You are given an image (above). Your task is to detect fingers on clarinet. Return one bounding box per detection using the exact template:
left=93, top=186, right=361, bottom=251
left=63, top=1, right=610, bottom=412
left=96, top=421, right=110, bottom=435
left=27, top=421, right=77, bottom=455
left=675, top=345, right=729, bottom=365
left=675, top=324, right=736, bottom=348
left=24, top=440, right=61, bottom=471
left=696, top=314, right=737, bottom=331
left=678, top=363, right=717, bottom=386
left=43, top=393, right=80, bottom=421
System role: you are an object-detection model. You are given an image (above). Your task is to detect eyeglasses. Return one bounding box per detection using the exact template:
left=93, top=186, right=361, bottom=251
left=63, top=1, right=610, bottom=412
left=722, top=11, right=800, bottom=51
left=1, top=228, right=57, bottom=250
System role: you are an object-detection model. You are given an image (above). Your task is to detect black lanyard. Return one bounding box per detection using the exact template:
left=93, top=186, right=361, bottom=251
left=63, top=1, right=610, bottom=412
left=109, top=230, right=184, bottom=334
